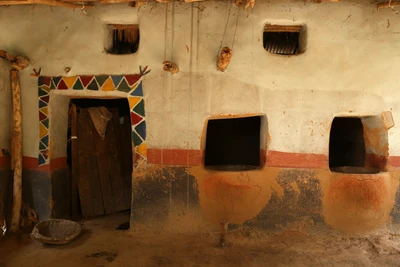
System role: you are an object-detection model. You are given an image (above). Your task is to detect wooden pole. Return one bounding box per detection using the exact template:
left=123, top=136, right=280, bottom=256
left=10, top=70, right=22, bottom=232
left=377, top=1, right=400, bottom=9
left=0, top=0, right=93, bottom=9
left=70, top=104, right=79, bottom=218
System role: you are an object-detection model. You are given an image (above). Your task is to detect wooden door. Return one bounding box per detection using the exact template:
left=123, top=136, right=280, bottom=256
left=71, top=101, right=132, bottom=218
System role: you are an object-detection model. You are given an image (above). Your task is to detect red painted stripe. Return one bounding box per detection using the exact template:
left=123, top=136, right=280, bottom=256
left=266, top=151, right=328, bottom=168
left=0, top=156, right=10, bottom=170
left=22, top=157, right=67, bottom=171
left=3, top=152, right=400, bottom=170
left=147, top=149, right=202, bottom=165
left=260, top=149, right=266, bottom=167
left=51, top=157, right=67, bottom=171
left=23, top=157, right=49, bottom=171
left=388, top=156, right=400, bottom=168
left=147, top=149, right=328, bottom=168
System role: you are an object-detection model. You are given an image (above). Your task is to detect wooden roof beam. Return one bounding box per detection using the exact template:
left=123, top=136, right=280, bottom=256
left=0, top=0, right=93, bottom=9
left=377, top=0, right=400, bottom=9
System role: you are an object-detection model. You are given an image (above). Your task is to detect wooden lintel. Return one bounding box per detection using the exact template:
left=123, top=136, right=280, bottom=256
left=265, top=25, right=302, bottom=33
left=377, top=1, right=400, bottom=9
left=0, top=0, right=93, bottom=9
left=61, top=0, right=132, bottom=2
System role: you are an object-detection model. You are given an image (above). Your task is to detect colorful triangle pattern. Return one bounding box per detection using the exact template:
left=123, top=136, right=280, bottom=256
left=130, top=112, right=143, bottom=126
left=130, top=82, right=143, bottom=96
left=112, top=76, right=123, bottom=87
left=39, top=76, right=145, bottom=92
left=37, top=74, right=147, bottom=166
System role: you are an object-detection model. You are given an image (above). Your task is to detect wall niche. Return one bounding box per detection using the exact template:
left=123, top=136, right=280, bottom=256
left=329, top=113, right=391, bottom=174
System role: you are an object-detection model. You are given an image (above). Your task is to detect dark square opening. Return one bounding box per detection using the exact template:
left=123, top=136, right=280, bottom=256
left=107, top=24, right=140, bottom=55
left=204, top=116, right=261, bottom=171
left=263, top=25, right=303, bottom=55
left=329, top=117, right=366, bottom=170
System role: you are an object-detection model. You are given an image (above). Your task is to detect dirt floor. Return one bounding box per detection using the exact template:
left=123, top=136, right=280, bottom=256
left=1, top=212, right=400, bottom=267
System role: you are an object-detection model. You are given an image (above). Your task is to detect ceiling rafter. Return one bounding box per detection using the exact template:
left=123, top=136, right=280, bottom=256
left=0, top=0, right=394, bottom=11
left=0, top=0, right=92, bottom=8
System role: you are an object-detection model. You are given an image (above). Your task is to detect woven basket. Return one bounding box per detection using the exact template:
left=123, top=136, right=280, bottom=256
left=31, top=219, right=82, bottom=245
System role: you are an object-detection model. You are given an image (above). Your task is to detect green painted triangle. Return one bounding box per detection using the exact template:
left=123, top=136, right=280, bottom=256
left=133, top=99, right=145, bottom=117
left=39, top=88, right=48, bottom=97
left=50, top=80, right=56, bottom=90
left=39, top=142, right=47, bottom=150
left=117, top=79, right=131, bottom=92
left=87, top=79, right=99, bottom=91
left=95, top=75, right=109, bottom=87
left=132, top=130, right=143, bottom=146
left=73, top=78, right=84, bottom=90
left=42, top=118, right=49, bottom=128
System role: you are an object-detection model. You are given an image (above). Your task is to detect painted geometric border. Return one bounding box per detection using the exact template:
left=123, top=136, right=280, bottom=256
left=38, top=74, right=147, bottom=167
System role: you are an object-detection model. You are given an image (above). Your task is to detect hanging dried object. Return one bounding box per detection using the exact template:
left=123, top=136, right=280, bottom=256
left=163, top=61, right=179, bottom=74
left=235, top=0, right=255, bottom=10
left=217, top=47, right=232, bottom=72
left=0, top=49, right=29, bottom=71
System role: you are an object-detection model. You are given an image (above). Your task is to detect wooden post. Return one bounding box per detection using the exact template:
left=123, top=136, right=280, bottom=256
left=70, top=104, right=79, bottom=218
left=10, top=70, right=22, bottom=232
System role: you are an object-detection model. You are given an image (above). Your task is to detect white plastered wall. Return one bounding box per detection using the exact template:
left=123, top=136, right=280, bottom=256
left=0, top=0, right=399, bottom=160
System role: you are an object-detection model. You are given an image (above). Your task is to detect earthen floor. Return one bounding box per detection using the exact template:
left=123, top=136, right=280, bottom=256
left=1, top=212, right=400, bottom=267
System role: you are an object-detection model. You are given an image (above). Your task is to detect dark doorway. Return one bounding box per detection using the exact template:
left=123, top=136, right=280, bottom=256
left=329, top=117, right=366, bottom=170
left=68, top=98, right=132, bottom=218
left=204, top=116, right=261, bottom=171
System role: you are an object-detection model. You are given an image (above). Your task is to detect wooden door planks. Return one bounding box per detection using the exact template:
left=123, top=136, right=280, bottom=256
left=73, top=102, right=132, bottom=217
left=70, top=104, right=79, bottom=218
left=76, top=108, right=105, bottom=217
left=104, top=109, right=127, bottom=212
left=94, top=122, right=116, bottom=215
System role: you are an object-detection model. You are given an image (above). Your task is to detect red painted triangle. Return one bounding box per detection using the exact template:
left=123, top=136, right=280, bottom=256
left=135, top=153, right=143, bottom=162
left=57, top=79, right=68, bottom=90
left=80, top=76, right=93, bottom=88
left=130, top=112, right=143, bottom=126
left=40, top=150, right=49, bottom=159
left=40, top=95, right=50, bottom=104
left=43, top=77, right=51, bottom=86
left=125, top=74, right=141, bottom=86
left=39, top=111, right=47, bottom=121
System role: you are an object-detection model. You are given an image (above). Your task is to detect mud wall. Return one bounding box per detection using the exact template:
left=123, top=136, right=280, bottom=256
left=1, top=1, right=400, bottom=231
left=0, top=1, right=400, bottom=163
left=132, top=166, right=400, bottom=234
